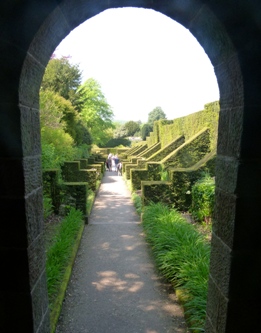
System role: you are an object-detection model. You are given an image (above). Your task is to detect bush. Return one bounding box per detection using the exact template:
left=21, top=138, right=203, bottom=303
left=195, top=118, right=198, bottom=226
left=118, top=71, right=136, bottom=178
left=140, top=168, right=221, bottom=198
left=190, top=173, right=215, bottom=223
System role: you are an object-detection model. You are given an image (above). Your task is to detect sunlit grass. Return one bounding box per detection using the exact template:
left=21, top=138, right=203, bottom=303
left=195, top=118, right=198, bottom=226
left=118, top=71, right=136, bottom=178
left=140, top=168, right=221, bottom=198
left=142, top=202, right=210, bottom=332
left=46, top=208, right=84, bottom=309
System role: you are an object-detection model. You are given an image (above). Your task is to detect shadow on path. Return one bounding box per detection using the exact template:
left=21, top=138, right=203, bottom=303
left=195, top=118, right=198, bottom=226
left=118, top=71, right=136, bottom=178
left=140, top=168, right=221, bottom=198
left=56, top=171, right=188, bottom=333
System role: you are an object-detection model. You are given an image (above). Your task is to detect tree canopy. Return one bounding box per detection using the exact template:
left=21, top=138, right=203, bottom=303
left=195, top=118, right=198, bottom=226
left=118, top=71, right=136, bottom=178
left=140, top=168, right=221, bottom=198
left=124, top=121, right=141, bottom=136
left=41, top=56, right=82, bottom=108
left=148, top=106, right=167, bottom=127
left=77, top=78, right=114, bottom=146
left=141, top=123, right=153, bottom=140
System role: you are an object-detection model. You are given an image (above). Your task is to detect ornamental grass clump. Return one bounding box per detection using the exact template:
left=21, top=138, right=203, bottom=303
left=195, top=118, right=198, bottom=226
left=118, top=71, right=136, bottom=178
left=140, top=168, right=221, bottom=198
left=142, top=202, right=210, bottom=332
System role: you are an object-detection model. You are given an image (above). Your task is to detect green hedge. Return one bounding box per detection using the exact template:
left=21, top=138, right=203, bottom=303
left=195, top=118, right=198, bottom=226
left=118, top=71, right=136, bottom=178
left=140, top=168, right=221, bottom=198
left=131, top=163, right=162, bottom=191
left=162, top=128, right=211, bottom=169
left=148, top=135, right=185, bottom=162
left=141, top=151, right=216, bottom=211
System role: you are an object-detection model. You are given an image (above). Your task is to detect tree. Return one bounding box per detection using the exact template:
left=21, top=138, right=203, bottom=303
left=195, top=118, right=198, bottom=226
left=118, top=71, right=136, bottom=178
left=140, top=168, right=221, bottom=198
left=78, top=78, right=114, bottom=146
left=124, top=121, right=141, bottom=136
left=74, top=120, right=93, bottom=146
left=114, top=125, right=128, bottom=139
left=40, top=90, right=79, bottom=141
left=141, top=123, right=153, bottom=140
left=41, top=56, right=82, bottom=108
left=40, top=90, right=64, bottom=130
left=148, top=106, right=167, bottom=127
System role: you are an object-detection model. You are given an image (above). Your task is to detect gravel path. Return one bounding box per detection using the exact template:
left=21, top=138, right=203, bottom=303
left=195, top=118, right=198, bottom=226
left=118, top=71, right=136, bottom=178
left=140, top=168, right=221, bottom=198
left=56, top=171, right=188, bottom=333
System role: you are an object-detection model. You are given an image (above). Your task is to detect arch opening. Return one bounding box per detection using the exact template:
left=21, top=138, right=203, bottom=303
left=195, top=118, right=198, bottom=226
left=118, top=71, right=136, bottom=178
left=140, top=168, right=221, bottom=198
left=3, top=1, right=257, bottom=333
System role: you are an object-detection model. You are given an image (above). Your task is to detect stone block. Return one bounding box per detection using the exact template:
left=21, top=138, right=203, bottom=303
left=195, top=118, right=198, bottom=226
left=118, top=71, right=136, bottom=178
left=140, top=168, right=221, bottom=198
left=213, top=189, right=236, bottom=248
left=23, top=155, right=43, bottom=195
left=205, top=276, right=228, bottom=333
left=31, top=271, right=50, bottom=333
left=25, top=188, right=44, bottom=245
left=20, top=106, right=41, bottom=157
left=209, top=233, right=232, bottom=297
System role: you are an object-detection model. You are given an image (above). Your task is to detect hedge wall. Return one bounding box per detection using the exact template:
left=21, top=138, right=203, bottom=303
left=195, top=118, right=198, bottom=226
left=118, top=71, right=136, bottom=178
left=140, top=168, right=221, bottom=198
left=131, top=163, right=162, bottom=191
left=62, top=182, right=88, bottom=216
left=43, top=169, right=61, bottom=214
left=61, top=161, right=97, bottom=191
left=161, top=128, right=211, bottom=169
left=142, top=150, right=216, bottom=211
left=147, top=135, right=185, bottom=162
left=136, top=142, right=161, bottom=158
left=158, top=101, right=219, bottom=150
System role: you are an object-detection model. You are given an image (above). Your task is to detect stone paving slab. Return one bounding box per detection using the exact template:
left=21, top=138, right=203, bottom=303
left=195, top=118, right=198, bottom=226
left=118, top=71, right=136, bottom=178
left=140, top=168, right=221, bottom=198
left=56, top=171, right=188, bottom=333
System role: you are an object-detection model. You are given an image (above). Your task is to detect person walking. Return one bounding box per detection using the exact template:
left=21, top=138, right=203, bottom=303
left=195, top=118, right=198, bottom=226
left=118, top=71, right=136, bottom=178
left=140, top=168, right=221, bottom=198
left=107, top=153, right=112, bottom=171
left=114, top=155, right=119, bottom=172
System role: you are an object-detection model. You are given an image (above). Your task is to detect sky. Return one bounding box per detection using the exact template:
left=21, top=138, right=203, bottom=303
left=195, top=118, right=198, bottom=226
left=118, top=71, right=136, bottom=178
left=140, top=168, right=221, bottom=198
left=54, top=7, right=219, bottom=123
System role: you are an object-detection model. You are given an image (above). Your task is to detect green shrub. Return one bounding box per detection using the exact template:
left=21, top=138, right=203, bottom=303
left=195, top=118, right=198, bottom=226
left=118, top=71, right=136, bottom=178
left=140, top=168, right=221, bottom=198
left=142, top=202, right=210, bottom=332
left=191, top=173, right=215, bottom=223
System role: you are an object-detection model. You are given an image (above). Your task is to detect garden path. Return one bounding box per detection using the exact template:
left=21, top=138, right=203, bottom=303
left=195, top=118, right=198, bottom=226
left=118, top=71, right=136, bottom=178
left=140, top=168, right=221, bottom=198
left=56, top=170, right=188, bottom=333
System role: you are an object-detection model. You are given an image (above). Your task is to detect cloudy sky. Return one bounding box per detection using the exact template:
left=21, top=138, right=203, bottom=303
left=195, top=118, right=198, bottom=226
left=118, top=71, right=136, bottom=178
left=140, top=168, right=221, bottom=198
left=54, top=7, right=219, bottom=122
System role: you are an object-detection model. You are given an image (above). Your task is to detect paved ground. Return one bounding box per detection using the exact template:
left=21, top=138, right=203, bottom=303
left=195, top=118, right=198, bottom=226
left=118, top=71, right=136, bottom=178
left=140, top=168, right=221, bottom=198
left=56, top=170, right=188, bottom=333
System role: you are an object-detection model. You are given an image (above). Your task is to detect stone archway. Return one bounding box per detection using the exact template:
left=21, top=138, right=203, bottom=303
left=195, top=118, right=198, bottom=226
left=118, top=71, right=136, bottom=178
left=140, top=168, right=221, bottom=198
left=1, top=1, right=261, bottom=332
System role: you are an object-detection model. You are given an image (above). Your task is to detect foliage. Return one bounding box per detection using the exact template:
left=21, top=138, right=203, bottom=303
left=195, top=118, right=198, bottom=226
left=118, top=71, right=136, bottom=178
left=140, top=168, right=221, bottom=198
left=123, top=120, right=141, bottom=136
left=73, top=144, right=91, bottom=159
left=141, top=123, right=153, bottom=140
left=40, top=90, right=64, bottom=129
left=142, top=202, right=210, bottom=332
left=41, top=127, right=77, bottom=168
left=43, top=195, right=54, bottom=219
left=87, top=189, right=95, bottom=216
left=41, top=56, right=82, bottom=108
left=74, top=120, right=93, bottom=146
left=45, top=208, right=84, bottom=309
left=101, top=138, right=131, bottom=148
left=77, top=78, right=115, bottom=146
left=131, top=192, right=143, bottom=215
left=148, top=106, right=167, bottom=127
left=159, top=165, right=169, bottom=181
left=40, top=89, right=79, bottom=141
left=114, top=124, right=128, bottom=138
left=190, top=173, right=215, bottom=223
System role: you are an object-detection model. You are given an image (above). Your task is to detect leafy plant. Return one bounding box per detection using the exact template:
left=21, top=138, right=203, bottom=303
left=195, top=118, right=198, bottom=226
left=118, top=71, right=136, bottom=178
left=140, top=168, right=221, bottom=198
left=191, top=173, right=215, bottom=223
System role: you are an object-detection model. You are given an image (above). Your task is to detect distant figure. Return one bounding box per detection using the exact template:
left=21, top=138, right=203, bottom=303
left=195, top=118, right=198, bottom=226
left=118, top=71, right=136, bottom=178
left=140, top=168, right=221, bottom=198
left=107, top=153, right=112, bottom=171
left=114, top=155, right=119, bottom=172
left=117, top=162, right=122, bottom=176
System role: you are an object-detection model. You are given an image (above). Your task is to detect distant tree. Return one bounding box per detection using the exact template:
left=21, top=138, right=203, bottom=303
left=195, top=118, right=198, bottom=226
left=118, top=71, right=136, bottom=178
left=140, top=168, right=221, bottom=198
left=124, top=121, right=141, bottom=136
left=78, top=78, right=114, bottom=146
left=148, top=106, right=167, bottom=127
left=141, top=123, right=153, bottom=140
left=102, top=138, right=131, bottom=148
left=41, top=57, right=82, bottom=108
left=114, top=125, right=128, bottom=139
